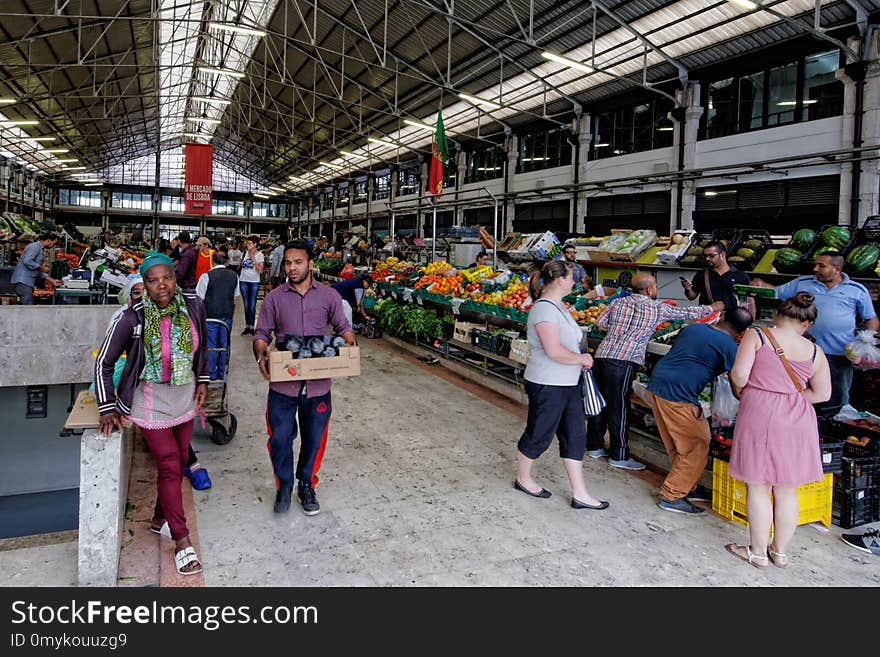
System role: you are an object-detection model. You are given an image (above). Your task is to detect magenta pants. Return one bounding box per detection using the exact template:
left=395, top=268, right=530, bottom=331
left=140, top=420, right=194, bottom=541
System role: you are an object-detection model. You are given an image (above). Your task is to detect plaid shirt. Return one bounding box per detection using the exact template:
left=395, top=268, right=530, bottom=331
left=595, top=294, right=713, bottom=365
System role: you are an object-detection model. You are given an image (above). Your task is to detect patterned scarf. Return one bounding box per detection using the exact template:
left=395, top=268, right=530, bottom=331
left=140, top=288, right=194, bottom=385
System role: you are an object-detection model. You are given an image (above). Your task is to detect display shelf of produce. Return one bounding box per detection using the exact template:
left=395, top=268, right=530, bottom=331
left=448, top=339, right=522, bottom=369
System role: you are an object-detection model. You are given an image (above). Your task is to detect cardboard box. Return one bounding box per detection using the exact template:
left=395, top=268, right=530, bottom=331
left=453, top=321, right=482, bottom=343
left=509, top=338, right=530, bottom=365
left=270, top=346, right=361, bottom=383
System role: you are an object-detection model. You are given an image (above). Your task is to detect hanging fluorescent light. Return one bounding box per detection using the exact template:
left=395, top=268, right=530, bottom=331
left=199, top=66, right=245, bottom=79
left=192, top=96, right=231, bottom=106
left=593, top=142, right=610, bottom=147
left=289, top=176, right=308, bottom=183
left=254, top=193, right=270, bottom=199
left=541, top=51, right=594, bottom=74
left=43, top=148, right=70, bottom=154
left=55, top=159, right=78, bottom=163
left=320, top=161, right=343, bottom=169
left=0, top=99, right=17, bottom=104
left=208, top=22, right=267, bottom=38
left=339, top=150, right=366, bottom=160
left=777, top=100, right=817, bottom=106
left=0, top=120, right=39, bottom=126
left=727, top=0, right=757, bottom=9
left=657, top=126, right=674, bottom=132
left=83, top=182, right=102, bottom=187
left=267, top=186, right=285, bottom=193
left=403, top=119, right=434, bottom=132
left=71, top=172, right=99, bottom=177
left=521, top=157, right=548, bottom=162
left=458, top=93, right=503, bottom=111
left=19, top=136, right=55, bottom=142
left=62, top=166, right=86, bottom=170
left=187, top=117, right=221, bottom=124
left=367, top=137, right=397, bottom=148
left=703, top=191, right=718, bottom=197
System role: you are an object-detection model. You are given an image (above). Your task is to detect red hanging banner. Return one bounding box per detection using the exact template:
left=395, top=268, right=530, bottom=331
left=183, top=143, right=213, bottom=215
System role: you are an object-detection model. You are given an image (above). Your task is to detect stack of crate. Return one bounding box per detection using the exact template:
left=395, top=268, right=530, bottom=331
left=821, top=417, right=880, bottom=529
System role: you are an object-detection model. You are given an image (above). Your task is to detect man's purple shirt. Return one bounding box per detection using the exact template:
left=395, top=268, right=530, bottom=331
left=253, top=279, right=353, bottom=398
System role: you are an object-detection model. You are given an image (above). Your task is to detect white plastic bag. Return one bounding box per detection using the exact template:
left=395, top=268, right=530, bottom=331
left=844, top=330, right=880, bottom=370
left=710, top=375, right=739, bottom=428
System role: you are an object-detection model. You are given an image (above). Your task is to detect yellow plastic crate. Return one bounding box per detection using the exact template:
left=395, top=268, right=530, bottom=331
left=711, top=459, right=833, bottom=528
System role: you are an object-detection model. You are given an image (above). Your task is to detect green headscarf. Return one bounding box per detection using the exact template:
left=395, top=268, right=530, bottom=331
left=139, top=254, right=194, bottom=385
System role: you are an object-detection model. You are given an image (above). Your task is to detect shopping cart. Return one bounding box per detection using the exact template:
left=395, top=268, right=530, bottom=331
left=202, top=318, right=238, bottom=445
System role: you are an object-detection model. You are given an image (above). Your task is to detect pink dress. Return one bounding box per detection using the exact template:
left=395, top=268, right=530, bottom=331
left=729, top=331, right=823, bottom=487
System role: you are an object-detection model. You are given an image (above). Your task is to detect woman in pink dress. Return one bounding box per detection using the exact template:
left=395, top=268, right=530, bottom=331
left=725, top=292, right=831, bottom=569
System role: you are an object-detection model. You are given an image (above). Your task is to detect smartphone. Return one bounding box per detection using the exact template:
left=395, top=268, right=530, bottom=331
left=679, top=276, right=689, bottom=284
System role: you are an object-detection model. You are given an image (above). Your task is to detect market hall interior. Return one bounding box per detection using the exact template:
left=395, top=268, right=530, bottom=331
left=1, top=296, right=875, bottom=587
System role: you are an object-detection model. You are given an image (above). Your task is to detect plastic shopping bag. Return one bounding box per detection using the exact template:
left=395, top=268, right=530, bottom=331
left=710, top=374, right=739, bottom=428
left=844, top=330, right=880, bottom=370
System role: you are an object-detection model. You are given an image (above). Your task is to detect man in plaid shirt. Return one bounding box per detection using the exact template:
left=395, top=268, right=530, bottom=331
left=587, top=273, right=724, bottom=470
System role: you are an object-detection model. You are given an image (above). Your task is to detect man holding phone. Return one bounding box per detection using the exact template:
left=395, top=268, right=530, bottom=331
left=680, top=241, right=752, bottom=314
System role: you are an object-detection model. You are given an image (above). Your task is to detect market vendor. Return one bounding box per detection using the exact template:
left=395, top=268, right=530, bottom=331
left=561, top=244, right=588, bottom=286
left=332, top=273, right=373, bottom=328
left=681, top=241, right=753, bottom=315
left=467, top=250, right=489, bottom=269
left=587, top=273, right=724, bottom=471
left=647, top=307, right=754, bottom=515
left=11, top=232, right=62, bottom=304
left=752, top=253, right=878, bottom=416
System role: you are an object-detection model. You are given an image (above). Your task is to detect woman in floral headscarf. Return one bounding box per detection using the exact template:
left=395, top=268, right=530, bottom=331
left=94, top=252, right=209, bottom=576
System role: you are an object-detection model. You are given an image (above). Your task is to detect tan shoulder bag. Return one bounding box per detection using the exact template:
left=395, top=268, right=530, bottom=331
left=761, top=328, right=805, bottom=393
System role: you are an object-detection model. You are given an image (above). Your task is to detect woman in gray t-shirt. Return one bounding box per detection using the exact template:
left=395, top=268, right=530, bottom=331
left=515, top=260, right=609, bottom=511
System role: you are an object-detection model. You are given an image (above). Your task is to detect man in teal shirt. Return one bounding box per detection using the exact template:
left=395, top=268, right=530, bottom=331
left=757, top=253, right=878, bottom=416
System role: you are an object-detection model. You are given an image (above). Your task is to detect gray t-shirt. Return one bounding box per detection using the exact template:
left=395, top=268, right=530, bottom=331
left=524, top=299, right=583, bottom=386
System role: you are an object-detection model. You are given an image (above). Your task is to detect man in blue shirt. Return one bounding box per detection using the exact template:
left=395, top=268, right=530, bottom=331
left=756, top=253, right=878, bottom=416
left=561, top=244, right=588, bottom=286
left=647, top=308, right=754, bottom=515
left=11, top=233, right=61, bottom=304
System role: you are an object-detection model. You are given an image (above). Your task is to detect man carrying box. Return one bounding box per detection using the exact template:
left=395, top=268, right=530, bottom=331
left=253, top=239, right=356, bottom=516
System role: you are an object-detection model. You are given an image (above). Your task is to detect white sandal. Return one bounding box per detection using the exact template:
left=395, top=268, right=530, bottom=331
left=768, top=546, right=788, bottom=568
left=174, top=546, right=203, bottom=576
left=725, top=543, right=769, bottom=569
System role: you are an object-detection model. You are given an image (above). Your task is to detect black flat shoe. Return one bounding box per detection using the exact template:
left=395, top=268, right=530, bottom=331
left=514, top=480, right=551, bottom=498
left=571, top=498, right=609, bottom=510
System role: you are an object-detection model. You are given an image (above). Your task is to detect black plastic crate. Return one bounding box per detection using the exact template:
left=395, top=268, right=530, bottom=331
left=471, top=328, right=497, bottom=353
left=495, top=332, right=516, bottom=358
left=821, top=437, right=844, bottom=474
left=832, top=486, right=880, bottom=529
left=834, top=456, right=879, bottom=490
left=843, top=434, right=880, bottom=459
left=678, top=231, right=735, bottom=269
left=728, top=229, right=773, bottom=272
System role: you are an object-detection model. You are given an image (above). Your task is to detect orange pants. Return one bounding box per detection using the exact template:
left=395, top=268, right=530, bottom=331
left=648, top=392, right=711, bottom=502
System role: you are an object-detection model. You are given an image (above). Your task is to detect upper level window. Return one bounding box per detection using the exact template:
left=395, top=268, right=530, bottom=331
left=703, top=49, right=843, bottom=139
left=591, top=97, right=674, bottom=160
left=373, top=171, right=390, bottom=201
left=111, top=192, right=152, bottom=210
left=337, top=182, right=349, bottom=203
left=160, top=195, right=183, bottom=212
left=58, top=188, right=102, bottom=208
left=353, top=178, right=368, bottom=203
left=397, top=164, right=420, bottom=196
left=517, top=126, right=572, bottom=172
left=464, top=146, right=505, bottom=184
left=212, top=199, right=245, bottom=216
left=252, top=202, right=285, bottom=218
left=322, top=188, right=333, bottom=210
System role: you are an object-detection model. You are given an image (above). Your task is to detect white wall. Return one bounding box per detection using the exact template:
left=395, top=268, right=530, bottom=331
left=696, top=117, right=844, bottom=169
left=584, top=147, right=674, bottom=183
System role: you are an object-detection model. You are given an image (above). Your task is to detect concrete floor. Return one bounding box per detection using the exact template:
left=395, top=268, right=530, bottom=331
left=1, top=295, right=878, bottom=586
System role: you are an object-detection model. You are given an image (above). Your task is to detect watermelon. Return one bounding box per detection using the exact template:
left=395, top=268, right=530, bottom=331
left=814, top=245, right=839, bottom=256
left=821, top=226, right=851, bottom=251
left=773, top=247, right=803, bottom=271
left=846, top=244, right=880, bottom=272
left=791, top=229, right=818, bottom=252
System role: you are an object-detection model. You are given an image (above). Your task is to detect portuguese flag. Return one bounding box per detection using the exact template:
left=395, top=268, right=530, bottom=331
left=428, top=107, right=448, bottom=195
